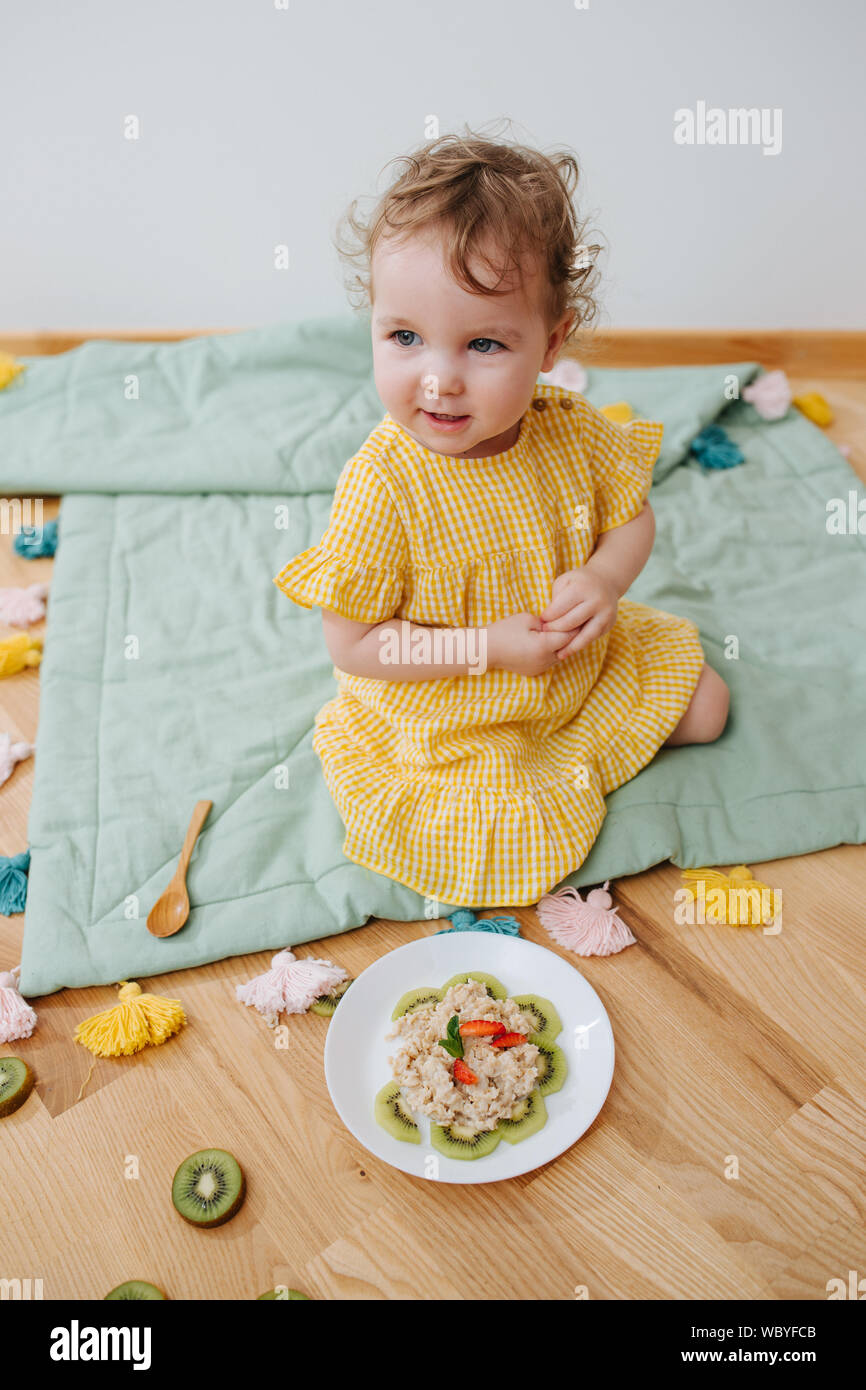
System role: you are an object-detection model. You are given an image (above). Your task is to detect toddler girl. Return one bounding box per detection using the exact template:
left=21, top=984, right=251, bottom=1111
left=274, top=130, right=729, bottom=908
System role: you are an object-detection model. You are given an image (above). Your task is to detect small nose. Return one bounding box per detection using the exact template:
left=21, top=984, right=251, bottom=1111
left=423, top=365, right=463, bottom=403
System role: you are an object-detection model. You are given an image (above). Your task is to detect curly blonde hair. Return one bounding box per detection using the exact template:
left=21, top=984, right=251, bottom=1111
left=334, top=122, right=603, bottom=353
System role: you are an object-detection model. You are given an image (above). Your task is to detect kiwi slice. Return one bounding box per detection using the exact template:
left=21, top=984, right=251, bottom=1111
left=310, top=978, right=353, bottom=1017
left=430, top=1119, right=501, bottom=1160
left=511, top=994, right=563, bottom=1042
left=374, top=1081, right=421, bottom=1144
left=390, top=985, right=442, bottom=1021
left=171, top=1149, right=246, bottom=1228
left=0, top=1057, right=35, bottom=1119
left=528, top=1034, right=567, bottom=1095
left=439, top=971, right=508, bottom=1001
left=497, top=1088, right=548, bottom=1144
left=257, top=1287, right=310, bottom=1300
left=105, top=1281, right=166, bottom=1300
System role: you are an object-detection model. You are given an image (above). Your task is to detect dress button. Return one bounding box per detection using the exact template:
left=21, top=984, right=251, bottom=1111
left=559, top=397, right=574, bottom=410
left=531, top=397, right=547, bottom=410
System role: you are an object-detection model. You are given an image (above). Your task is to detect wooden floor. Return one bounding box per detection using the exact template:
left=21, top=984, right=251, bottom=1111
left=1, top=369, right=865, bottom=1301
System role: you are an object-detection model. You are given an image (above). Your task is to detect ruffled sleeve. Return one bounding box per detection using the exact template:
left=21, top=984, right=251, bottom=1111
left=273, top=456, right=409, bottom=623
left=577, top=399, right=664, bottom=535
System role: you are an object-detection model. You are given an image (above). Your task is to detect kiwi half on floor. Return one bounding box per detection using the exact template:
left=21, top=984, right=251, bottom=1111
left=511, top=993, right=563, bottom=1042
left=430, top=1119, right=501, bottom=1160
left=390, top=985, right=442, bottom=1021
left=105, top=1281, right=166, bottom=1300
left=309, top=978, right=353, bottom=1017
left=171, top=1149, right=246, bottom=1228
left=439, top=971, right=508, bottom=1001
left=257, top=1287, right=311, bottom=1299
left=374, top=1081, right=421, bottom=1144
left=497, top=1088, right=548, bottom=1144
left=528, top=1034, right=567, bottom=1095
left=0, top=1057, right=35, bottom=1119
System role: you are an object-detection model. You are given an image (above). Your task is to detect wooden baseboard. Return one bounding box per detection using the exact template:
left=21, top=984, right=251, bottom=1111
left=1, top=327, right=864, bottom=375
left=578, top=329, right=866, bottom=376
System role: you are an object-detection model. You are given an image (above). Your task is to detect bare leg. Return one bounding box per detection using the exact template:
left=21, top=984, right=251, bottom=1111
left=663, top=663, right=730, bottom=748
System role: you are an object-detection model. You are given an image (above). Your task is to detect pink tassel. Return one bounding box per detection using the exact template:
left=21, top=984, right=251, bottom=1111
left=537, top=881, right=636, bottom=957
left=0, top=965, right=38, bottom=1042
left=0, top=732, right=36, bottom=787
left=235, top=949, right=348, bottom=1024
left=742, top=369, right=791, bottom=421
left=0, top=583, right=50, bottom=628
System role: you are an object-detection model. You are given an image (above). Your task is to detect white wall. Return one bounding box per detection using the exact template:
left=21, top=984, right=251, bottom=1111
left=2, top=0, right=864, bottom=330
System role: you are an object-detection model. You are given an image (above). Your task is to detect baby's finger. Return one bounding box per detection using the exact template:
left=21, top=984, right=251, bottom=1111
left=542, top=599, right=594, bottom=631
left=539, top=588, right=580, bottom=622
left=543, top=625, right=574, bottom=649
left=555, top=615, right=607, bottom=658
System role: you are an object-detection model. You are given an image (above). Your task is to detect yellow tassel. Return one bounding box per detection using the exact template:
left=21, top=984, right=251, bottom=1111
left=680, top=864, right=776, bottom=926
left=600, top=401, right=634, bottom=424
left=793, top=392, right=833, bottom=427
left=0, top=633, right=43, bottom=678
left=73, top=981, right=187, bottom=1057
left=0, top=351, right=26, bottom=391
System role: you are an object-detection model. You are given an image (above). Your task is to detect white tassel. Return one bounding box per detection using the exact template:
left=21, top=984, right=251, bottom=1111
left=236, top=949, right=348, bottom=1025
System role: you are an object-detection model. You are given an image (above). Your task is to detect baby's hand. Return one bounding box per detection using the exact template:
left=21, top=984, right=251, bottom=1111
left=539, top=568, right=619, bottom=659
left=486, top=612, right=572, bottom=677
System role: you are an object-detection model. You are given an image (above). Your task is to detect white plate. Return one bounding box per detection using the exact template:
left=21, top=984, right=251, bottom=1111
left=323, top=932, right=615, bottom=1185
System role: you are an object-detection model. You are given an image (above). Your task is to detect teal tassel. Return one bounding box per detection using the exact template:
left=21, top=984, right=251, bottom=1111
left=14, top=520, right=58, bottom=558
left=690, top=425, right=744, bottom=470
left=0, top=850, right=30, bottom=915
left=436, top=908, right=520, bottom=936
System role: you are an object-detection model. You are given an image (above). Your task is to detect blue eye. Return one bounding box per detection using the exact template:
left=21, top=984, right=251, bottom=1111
left=391, top=330, right=418, bottom=347
left=470, top=338, right=505, bottom=353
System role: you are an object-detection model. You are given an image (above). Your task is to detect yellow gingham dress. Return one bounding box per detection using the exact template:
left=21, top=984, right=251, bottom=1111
left=273, top=382, right=705, bottom=908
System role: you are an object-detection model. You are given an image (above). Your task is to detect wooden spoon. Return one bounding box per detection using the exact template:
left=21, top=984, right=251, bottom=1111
left=146, top=800, right=213, bottom=938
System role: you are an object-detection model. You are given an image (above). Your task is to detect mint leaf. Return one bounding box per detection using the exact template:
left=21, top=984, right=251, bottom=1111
left=438, top=1014, right=464, bottom=1059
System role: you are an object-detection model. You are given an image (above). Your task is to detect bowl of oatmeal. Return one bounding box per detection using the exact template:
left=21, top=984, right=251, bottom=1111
left=323, top=933, right=615, bottom=1185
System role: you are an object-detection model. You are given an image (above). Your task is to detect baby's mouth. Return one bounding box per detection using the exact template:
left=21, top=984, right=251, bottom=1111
left=422, top=408, right=470, bottom=426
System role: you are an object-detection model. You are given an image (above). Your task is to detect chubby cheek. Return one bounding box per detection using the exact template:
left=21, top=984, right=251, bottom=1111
left=374, top=354, right=425, bottom=412
left=470, top=357, right=534, bottom=416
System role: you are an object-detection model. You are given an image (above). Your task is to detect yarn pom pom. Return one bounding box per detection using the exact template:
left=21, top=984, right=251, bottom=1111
left=600, top=401, right=634, bottom=425
left=690, top=424, right=745, bottom=470
left=0, top=850, right=30, bottom=915
left=0, top=966, right=37, bottom=1042
left=0, top=352, right=26, bottom=390
left=74, top=981, right=187, bottom=1057
left=537, top=881, right=636, bottom=957
left=544, top=358, right=588, bottom=394
left=0, top=634, right=43, bottom=677
left=13, top=520, right=58, bottom=558
left=0, top=734, right=35, bottom=788
left=742, top=369, right=791, bottom=421
left=0, top=583, right=50, bottom=628
left=436, top=908, right=520, bottom=936
left=235, top=949, right=348, bottom=1025
left=793, top=392, right=834, bottom=428
left=680, top=864, right=775, bottom=926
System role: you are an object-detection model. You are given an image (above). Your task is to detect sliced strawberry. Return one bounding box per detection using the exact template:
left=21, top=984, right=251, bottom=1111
left=491, top=1032, right=527, bottom=1049
left=453, top=1058, right=478, bottom=1085
left=458, top=1019, right=506, bottom=1037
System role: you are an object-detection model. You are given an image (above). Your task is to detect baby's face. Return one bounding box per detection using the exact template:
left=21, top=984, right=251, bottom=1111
left=371, top=227, right=571, bottom=459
